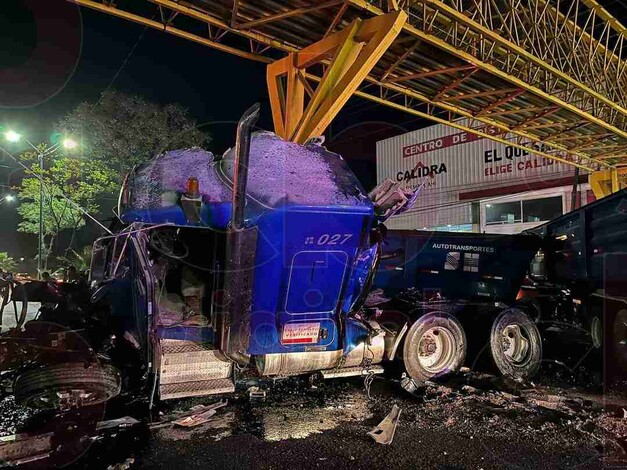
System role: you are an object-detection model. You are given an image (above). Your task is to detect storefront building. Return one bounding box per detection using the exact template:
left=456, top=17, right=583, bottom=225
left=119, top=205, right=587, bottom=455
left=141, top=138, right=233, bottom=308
left=376, top=121, right=593, bottom=233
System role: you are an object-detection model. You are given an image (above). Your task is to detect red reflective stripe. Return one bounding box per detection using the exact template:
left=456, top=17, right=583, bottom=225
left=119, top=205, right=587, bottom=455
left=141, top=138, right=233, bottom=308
left=282, top=338, right=315, bottom=344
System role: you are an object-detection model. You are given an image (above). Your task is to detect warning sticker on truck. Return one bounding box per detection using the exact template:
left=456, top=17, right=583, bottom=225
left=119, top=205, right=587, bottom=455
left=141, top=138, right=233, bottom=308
left=282, top=322, right=320, bottom=344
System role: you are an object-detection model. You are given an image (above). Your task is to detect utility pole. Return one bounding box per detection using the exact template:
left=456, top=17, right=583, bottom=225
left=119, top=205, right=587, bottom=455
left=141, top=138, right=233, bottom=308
left=38, top=152, right=44, bottom=279
left=3, top=130, right=78, bottom=280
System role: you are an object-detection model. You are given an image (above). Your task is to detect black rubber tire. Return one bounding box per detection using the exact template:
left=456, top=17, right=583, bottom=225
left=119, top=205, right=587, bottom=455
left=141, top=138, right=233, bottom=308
left=588, top=314, right=604, bottom=349
left=15, top=363, right=121, bottom=409
left=490, top=309, right=542, bottom=381
left=402, top=312, right=466, bottom=383
left=611, top=308, right=627, bottom=372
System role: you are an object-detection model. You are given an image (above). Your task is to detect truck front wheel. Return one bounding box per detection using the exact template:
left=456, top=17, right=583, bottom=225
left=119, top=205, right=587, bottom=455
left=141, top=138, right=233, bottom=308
left=612, top=309, right=627, bottom=371
left=490, top=309, right=542, bottom=381
left=402, top=312, right=466, bottom=383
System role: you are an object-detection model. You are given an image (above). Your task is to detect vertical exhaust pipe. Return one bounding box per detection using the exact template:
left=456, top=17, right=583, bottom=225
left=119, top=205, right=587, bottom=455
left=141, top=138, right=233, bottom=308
left=231, top=102, right=260, bottom=229
left=221, top=103, right=260, bottom=364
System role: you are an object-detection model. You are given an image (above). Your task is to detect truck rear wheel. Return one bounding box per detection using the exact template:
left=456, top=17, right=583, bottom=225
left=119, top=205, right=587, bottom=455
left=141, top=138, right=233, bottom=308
left=590, top=315, right=603, bottom=349
left=611, top=309, right=627, bottom=371
left=490, top=309, right=542, bottom=381
left=402, top=312, right=466, bottom=383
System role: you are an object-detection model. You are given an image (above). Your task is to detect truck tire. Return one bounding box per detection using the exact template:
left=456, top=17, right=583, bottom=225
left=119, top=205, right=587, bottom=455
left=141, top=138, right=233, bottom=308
left=15, top=363, right=121, bottom=409
left=590, top=314, right=603, bottom=349
left=490, top=309, right=542, bottom=381
left=611, top=309, right=627, bottom=371
left=402, top=312, right=466, bottom=383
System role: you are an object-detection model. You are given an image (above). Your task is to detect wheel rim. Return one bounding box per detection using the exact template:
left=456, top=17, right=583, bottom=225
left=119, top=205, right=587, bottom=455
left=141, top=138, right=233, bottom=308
left=615, top=310, right=627, bottom=355
left=501, top=324, right=531, bottom=365
left=591, top=316, right=603, bottom=349
left=418, top=327, right=456, bottom=374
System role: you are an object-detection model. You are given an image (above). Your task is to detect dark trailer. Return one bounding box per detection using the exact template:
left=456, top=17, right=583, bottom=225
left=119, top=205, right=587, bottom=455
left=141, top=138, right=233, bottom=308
left=522, top=188, right=627, bottom=372
left=373, top=230, right=542, bottom=381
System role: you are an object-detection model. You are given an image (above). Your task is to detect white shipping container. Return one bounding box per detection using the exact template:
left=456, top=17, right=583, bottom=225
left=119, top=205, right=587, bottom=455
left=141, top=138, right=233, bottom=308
left=376, top=120, right=578, bottom=230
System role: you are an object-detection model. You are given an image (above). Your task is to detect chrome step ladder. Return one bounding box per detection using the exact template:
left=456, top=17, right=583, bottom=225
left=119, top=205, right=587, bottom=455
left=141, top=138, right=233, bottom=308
left=159, top=339, right=235, bottom=400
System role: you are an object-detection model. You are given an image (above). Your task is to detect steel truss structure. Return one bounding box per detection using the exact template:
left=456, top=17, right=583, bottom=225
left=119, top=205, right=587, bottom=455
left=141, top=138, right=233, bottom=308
left=70, top=0, right=627, bottom=192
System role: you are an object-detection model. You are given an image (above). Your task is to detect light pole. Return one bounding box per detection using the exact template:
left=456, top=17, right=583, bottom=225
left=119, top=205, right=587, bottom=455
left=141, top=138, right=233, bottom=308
left=0, top=194, right=15, bottom=206
left=3, top=131, right=78, bottom=279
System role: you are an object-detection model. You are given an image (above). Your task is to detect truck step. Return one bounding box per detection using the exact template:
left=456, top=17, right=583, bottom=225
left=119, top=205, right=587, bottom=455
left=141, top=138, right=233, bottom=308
left=159, top=339, right=234, bottom=400
left=160, top=379, right=235, bottom=400
left=320, top=365, right=385, bottom=379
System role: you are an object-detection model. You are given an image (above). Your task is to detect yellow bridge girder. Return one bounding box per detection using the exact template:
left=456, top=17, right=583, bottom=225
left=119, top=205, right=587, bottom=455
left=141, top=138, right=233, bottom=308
left=267, top=11, right=406, bottom=143
left=69, top=0, right=627, bottom=193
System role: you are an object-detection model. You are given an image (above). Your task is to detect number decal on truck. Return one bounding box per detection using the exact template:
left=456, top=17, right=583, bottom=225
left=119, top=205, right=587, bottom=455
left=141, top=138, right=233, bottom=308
left=305, top=234, right=353, bottom=246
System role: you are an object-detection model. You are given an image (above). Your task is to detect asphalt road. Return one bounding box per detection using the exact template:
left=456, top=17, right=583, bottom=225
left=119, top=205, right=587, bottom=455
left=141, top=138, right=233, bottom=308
left=69, top=369, right=626, bottom=470
left=1, top=306, right=625, bottom=469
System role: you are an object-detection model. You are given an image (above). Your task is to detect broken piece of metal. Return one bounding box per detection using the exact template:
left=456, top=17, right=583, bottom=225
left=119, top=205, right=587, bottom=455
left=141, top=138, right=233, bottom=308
left=151, top=400, right=228, bottom=429
left=368, top=404, right=401, bottom=445
left=248, top=386, right=267, bottom=400
left=96, top=416, right=140, bottom=431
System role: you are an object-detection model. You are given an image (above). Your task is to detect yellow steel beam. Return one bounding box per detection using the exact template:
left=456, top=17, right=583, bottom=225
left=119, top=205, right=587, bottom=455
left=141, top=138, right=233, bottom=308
left=589, top=168, right=627, bottom=198
left=69, top=0, right=272, bottom=62
left=384, top=64, right=476, bottom=83
left=267, top=11, right=407, bottom=143
left=359, top=74, right=610, bottom=169
left=535, top=0, right=623, bottom=68
left=303, top=72, right=598, bottom=172
left=236, top=0, right=345, bottom=30
left=418, top=0, right=627, bottom=121
left=581, top=0, right=627, bottom=35
left=441, top=88, right=521, bottom=102
left=149, top=0, right=299, bottom=53
left=349, top=0, right=627, bottom=141
left=73, top=0, right=622, bottom=170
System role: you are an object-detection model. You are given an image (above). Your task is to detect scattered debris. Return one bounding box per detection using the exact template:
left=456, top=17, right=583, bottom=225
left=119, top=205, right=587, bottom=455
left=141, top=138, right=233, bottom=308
left=97, top=416, right=141, bottom=431
left=248, top=386, right=267, bottom=400
left=151, top=400, right=228, bottom=430
left=107, top=457, right=135, bottom=470
left=0, top=432, right=53, bottom=465
left=368, top=404, right=401, bottom=445
left=173, top=410, right=217, bottom=428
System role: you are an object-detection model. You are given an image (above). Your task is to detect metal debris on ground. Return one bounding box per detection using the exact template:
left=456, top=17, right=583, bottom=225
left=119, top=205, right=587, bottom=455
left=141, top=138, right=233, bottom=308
left=0, top=432, right=53, bottom=466
left=248, top=386, right=267, bottom=400
left=151, top=400, right=228, bottom=429
left=368, top=404, right=401, bottom=445
left=107, top=457, right=135, bottom=470
left=97, top=416, right=141, bottom=431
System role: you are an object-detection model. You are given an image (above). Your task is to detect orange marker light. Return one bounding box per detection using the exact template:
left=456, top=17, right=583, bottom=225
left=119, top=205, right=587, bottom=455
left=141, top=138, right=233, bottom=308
left=186, top=177, right=200, bottom=197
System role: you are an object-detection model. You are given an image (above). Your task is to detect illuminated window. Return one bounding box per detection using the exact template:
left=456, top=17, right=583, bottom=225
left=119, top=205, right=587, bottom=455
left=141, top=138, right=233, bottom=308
left=486, top=196, right=562, bottom=225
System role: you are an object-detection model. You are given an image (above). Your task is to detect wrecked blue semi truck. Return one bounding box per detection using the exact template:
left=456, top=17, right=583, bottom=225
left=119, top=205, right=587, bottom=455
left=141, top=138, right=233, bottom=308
left=5, top=105, right=542, bottom=408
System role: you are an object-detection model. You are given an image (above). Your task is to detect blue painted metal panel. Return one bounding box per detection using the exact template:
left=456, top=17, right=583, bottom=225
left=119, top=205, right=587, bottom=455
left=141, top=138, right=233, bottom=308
left=121, top=202, right=232, bottom=230
left=247, top=205, right=374, bottom=355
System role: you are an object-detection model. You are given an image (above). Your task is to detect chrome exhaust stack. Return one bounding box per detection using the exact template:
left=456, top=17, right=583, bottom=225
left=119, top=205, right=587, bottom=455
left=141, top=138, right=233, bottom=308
left=220, top=103, right=260, bottom=364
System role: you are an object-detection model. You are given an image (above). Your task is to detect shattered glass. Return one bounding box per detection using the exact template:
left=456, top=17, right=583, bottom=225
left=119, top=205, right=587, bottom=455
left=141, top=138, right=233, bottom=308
left=220, top=132, right=369, bottom=207
left=129, top=148, right=230, bottom=209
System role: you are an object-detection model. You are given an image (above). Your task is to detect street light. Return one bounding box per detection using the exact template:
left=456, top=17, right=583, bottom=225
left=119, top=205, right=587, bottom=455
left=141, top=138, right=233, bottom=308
left=0, top=194, right=15, bottom=205
left=3, top=130, right=79, bottom=279
left=63, top=138, right=78, bottom=150
left=4, top=131, right=21, bottom=143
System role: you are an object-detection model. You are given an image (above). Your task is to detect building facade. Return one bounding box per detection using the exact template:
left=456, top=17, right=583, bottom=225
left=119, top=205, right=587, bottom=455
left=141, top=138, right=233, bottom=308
left=376, top=121, right=593, bottom=233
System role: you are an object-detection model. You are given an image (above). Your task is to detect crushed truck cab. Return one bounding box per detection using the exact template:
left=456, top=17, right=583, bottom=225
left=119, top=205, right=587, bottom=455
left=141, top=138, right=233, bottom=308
left=97, top=106, right=389, bottom=400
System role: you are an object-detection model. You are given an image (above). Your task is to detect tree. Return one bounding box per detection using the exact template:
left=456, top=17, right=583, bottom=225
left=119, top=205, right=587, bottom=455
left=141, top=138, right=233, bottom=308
left=0, top=253, right=15, bottom=272
left=57, top=90, right=209, bottom=178
left=16, top=146, right=117, bottom=269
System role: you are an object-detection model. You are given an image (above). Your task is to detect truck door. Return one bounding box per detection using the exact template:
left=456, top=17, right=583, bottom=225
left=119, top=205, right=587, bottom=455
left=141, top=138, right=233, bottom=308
left=129, top=232, right=157, bottom=366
